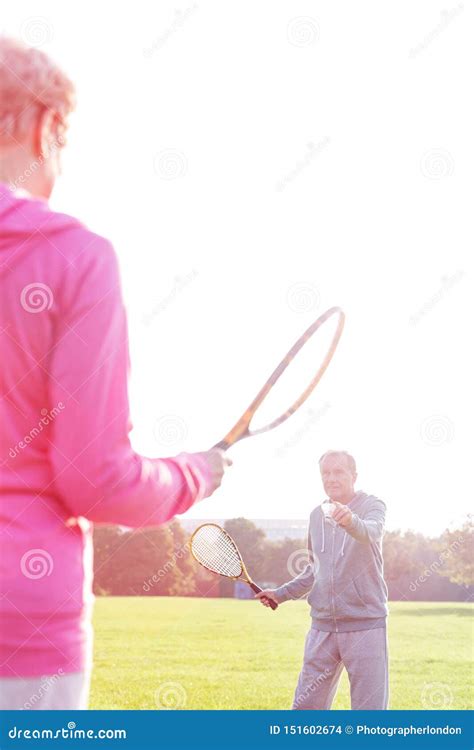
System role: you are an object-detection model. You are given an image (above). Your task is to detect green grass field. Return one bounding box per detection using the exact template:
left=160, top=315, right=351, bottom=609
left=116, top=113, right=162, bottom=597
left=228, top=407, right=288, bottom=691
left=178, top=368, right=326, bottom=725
left=91, top=598, right=473, bottom=710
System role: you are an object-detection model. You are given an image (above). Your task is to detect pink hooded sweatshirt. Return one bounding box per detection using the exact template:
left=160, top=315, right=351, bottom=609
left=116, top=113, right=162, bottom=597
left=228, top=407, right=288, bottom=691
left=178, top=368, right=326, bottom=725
left=0, top=183, right=214, bottom=678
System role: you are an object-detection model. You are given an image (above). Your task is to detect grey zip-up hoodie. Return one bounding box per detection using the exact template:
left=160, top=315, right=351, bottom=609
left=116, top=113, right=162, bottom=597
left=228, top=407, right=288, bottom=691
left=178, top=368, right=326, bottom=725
left=274, top=491, right=388, bottom=631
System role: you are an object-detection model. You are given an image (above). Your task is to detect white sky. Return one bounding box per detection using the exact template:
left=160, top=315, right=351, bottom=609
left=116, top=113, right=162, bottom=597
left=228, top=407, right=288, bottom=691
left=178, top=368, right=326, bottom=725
left=4, top=1, right=472, bottom=534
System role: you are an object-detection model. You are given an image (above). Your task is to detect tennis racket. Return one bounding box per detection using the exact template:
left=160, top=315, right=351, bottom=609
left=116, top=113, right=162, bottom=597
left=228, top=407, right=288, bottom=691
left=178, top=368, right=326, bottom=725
left=213, top=306, right=344, bottom=450
left=190, top=523, right=278, bottom=610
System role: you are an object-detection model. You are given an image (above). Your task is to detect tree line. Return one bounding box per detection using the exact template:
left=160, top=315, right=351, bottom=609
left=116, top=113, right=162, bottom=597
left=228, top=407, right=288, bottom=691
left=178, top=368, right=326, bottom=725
left=93, top=516, right=473, bottom=601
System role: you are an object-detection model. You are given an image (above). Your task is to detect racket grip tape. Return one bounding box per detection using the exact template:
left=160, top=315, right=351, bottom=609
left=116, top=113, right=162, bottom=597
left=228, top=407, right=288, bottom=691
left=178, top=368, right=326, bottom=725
left=249, top=582, right=278, bottom=610
left=211, top=440, right=229, bottom=451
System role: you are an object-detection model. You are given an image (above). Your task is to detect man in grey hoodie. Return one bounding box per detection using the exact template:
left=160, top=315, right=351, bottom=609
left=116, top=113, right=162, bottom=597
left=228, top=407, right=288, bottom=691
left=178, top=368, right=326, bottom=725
left=256, top=450, right=389, bottom=710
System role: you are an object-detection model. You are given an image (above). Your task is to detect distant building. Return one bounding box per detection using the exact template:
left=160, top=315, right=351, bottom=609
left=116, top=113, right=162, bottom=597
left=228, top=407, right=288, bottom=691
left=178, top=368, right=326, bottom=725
left=180, top=518, right=307, bottom=541
left=251, top=519, right=307, bottom=540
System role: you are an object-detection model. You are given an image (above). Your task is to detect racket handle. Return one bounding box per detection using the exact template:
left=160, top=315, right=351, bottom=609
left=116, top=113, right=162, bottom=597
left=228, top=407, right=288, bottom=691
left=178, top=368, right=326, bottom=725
left=212, top=440, right=229, bottom=451
left=249, top=582, right=278, bottom=611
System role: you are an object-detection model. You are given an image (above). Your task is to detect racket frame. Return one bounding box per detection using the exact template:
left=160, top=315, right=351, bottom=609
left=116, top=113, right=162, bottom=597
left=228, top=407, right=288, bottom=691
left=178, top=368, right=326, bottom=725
left=213, top=306, right=345, bottom=450
left=190, top=523, right=277, bottom=610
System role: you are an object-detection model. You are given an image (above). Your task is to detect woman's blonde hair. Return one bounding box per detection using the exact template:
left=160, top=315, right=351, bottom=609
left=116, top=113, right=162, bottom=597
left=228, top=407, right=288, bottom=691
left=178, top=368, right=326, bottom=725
left=0, top=36, right=75, bottom=142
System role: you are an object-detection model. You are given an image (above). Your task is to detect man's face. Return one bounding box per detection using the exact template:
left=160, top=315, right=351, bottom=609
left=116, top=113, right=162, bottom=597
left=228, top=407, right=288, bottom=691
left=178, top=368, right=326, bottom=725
left=320, top=453, right=356, bottom=503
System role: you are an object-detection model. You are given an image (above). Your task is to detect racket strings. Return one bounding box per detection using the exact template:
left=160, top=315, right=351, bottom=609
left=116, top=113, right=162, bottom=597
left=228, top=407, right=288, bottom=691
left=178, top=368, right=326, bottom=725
left=191, top=525, right=243, bottom=578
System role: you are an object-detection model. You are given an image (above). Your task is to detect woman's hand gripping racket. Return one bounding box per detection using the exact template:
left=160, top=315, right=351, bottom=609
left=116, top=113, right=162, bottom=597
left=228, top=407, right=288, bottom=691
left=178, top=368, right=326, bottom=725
left=213, top=306, right=345, bottom=450
left=190, top=523, right=278, bottom=610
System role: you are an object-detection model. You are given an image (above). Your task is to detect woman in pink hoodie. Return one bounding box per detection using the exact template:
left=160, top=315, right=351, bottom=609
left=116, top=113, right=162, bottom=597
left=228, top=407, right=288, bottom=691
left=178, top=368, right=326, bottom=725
left=0, top=37, right=230, bottom=709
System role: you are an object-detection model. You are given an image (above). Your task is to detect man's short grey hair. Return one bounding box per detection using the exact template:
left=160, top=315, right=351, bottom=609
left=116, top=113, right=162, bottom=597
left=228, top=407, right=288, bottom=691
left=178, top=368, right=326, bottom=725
left=319, top=450, right=357, bottom=475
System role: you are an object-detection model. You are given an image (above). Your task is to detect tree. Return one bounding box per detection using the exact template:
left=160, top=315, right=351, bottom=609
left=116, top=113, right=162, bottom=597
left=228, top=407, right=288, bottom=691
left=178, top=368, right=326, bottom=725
left=93, top=526, right=125, bottom=595
left=166, top=520, right=198, bottom=596
left=260, top=537, right=309, bottom=587
left=224, top=518, right=266, bottom=574
left=222, top=518, right=267, bottom=597
left=93, top=525, right=180, bottom=595
left=437, top=516, right=473, bottom=587
left=119, top=526, right=180, bottom=595
left=382, top=530, right=423, bottom=582
left=93, top=521, right=202, bottom=596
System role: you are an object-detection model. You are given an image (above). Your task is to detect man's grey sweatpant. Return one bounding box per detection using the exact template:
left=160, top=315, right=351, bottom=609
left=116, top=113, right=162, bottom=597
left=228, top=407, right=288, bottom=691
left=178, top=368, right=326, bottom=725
left=293, top=627, right=389, bottom=710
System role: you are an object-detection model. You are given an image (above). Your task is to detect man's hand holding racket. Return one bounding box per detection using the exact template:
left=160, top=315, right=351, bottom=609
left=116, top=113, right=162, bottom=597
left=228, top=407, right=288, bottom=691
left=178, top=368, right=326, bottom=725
left=255, top=589, right=283, bottom=608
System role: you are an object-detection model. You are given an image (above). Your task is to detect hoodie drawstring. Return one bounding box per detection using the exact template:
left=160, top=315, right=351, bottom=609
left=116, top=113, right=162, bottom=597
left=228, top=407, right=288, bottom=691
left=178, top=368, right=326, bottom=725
left=321, top=511, right=347, bottom=557
left=340, top=532, right=347, bottom=557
